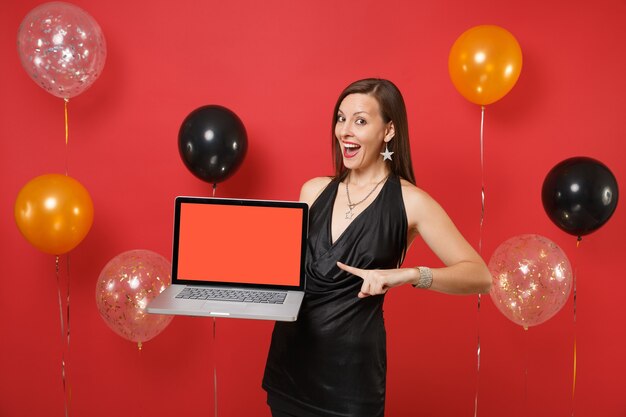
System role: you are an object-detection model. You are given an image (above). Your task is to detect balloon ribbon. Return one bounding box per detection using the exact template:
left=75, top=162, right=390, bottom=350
left=572, top=239, right=579, bottom=416
left=479, top=105, right=486, bottom=248
left=212, top=183, right=218, bottom=416
left=213, top=317, right=218, bottom=417
left=473, top=294, right=481, bottom=417
left=524, top=327, right=529, bottom=415
left=58, top=97, right=72, bottom=415
left=473, top=105, right=486, bottom=417
left=55, top=255, right=71, bottom=417
left=64, top=99, right=69, bottom=175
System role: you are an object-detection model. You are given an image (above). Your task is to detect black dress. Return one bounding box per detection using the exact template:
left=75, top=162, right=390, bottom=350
left=263, top=175, right=408, bottom=417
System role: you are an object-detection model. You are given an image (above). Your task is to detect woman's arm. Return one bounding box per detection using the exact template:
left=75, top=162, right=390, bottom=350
left=404, top=182, right=492, bottom=294
left=337, top=181, right=492, bottom=297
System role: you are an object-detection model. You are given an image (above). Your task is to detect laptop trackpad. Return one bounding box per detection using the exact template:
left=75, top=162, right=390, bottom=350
left=202, top=302, right=249, bottom=315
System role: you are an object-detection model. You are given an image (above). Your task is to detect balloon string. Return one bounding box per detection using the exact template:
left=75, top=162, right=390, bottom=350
left=473, top=294, right=481, bottom=417
left=212, top=184, right=218, bottom=417
left=572, top=339, right=577, bottom=416
left=572, top=238, right=580, bottom=416
left=136, top=341, right=144, bottom=417
left=479, top=105, right=485, bottom=243
left=64, top=98, right=69, bottom=176
left=213, top=317, right=218, bottom=417
left=55, top=256, right=70, bottom=417
left=66, top=255, right=71, bottom=345
left=66, top=254, right=71, bottom=406
left=473, top=105, right=485, bottom=417
left=524, top=327, right=529, bottom=416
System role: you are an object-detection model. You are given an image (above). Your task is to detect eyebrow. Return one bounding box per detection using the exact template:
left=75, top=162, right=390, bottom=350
left=337, top=110, right=370, bottom=116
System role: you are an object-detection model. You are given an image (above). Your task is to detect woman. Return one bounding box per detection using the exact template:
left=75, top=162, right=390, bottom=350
left=263, top=78, right=492, bottom=417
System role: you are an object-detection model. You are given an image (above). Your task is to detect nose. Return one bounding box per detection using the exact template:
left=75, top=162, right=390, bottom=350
left=336, top=120, right=352, bottom=139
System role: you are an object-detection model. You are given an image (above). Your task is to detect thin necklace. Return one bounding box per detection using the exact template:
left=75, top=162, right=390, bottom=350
left=345, top=175, right=388, bottom=220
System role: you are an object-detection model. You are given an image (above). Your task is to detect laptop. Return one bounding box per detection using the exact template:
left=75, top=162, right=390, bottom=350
left=147, top=196, right=308, bottom=321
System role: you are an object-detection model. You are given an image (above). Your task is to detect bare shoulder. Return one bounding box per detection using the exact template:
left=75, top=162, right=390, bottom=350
left=400, top=178, right=433, bottom=207
left=399, top=178, right=443, bottom=228
left=300, top=176, right=333, bottom=206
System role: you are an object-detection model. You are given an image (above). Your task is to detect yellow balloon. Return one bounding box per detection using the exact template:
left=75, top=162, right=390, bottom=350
left=449, top=25, right=523, bottom=105
left=14, top=174, right=94, bottom=255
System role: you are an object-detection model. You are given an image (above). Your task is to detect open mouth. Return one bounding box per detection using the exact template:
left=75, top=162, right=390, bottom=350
left=342, top=142, right=361, bottom=158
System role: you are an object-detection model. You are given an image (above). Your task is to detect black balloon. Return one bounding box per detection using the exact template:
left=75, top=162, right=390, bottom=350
left=542, top=157, right=618, bottom=237
left=178, top=105, right=248, bottom=184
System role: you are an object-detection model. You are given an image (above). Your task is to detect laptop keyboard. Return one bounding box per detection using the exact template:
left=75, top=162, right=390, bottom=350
left=175, top=287, right=287, bottom=304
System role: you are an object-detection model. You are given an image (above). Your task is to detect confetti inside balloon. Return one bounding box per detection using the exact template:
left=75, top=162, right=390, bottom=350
left=96, top=250, right=173, bottom=347
left=17, top=2, right=107, bottom=99
left=489, top=234, right=572, bottom=328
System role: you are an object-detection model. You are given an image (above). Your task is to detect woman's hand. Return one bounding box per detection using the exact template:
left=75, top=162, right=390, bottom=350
left=337, top=261, right=418, bottom=298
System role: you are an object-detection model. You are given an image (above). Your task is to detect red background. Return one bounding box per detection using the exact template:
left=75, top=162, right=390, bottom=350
left=1, top=1, right=625, bottom=416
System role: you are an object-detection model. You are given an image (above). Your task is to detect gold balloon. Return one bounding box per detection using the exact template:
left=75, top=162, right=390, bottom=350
left=449, top=25, right=523, bottom=105
left=14, top=174, right=94, bottom=255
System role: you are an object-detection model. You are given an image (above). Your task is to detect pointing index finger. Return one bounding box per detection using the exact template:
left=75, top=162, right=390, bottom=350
left=337, top=261, right=364, bottom=278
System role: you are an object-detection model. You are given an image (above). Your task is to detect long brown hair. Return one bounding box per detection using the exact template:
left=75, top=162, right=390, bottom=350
left=331, top=78, right=416, bottom=185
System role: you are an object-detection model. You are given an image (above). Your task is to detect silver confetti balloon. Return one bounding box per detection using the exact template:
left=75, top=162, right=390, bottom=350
left=17, top=2, right=106, bottom=99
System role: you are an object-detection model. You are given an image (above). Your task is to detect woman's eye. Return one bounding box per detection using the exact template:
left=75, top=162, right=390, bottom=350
left=337, top=115, right=346, bottom=122
left=355, top=118, right=366, bottom=125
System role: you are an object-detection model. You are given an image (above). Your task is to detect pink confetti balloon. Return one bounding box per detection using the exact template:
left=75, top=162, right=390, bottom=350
left=489, top=234, right=572, bottom=328
left=96, top=250, right=173, bottom=347
left=17, top=2, right=106, bottom=99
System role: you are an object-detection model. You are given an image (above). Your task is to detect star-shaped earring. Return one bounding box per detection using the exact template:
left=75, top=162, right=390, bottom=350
left=380, top=143, right=394, bottom=161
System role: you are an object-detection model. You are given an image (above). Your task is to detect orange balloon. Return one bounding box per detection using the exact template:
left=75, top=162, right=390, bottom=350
left=448, top=25, right=522, bottom=105
left=14, top=174, right=94, bottom=255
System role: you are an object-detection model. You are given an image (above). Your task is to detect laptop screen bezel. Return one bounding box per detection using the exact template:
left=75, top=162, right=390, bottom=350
left=171, top=196, right=308, bottom=291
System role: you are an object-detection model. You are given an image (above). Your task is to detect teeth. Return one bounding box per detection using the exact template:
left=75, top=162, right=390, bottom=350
left=344, top=143, right=360, bottom=149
